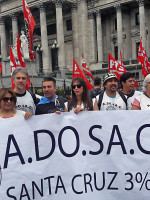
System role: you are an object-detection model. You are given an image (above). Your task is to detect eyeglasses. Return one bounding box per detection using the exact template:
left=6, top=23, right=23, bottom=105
left=2, top=97, right=15, bottom=102
left=72, top=84, right=82, bottom=89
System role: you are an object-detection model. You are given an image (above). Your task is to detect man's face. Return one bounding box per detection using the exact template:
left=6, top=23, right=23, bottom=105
left=43, top=81, right=56, bottom=99
left=13, top=72, right=27, bottom=92
left=104, top=78, right=118, bottom=93
left=122, top=78, right=135, bottom=92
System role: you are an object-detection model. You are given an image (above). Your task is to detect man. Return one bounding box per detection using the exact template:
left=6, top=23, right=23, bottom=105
left=35, top=77, right=66, bottom=115
left=96, top=73, right=127, bottom=110
left=12, top=67, right=37, bottom=115
left=120, top=72, right=141, bottom=110
left=89, top=77, right=101, bottom=98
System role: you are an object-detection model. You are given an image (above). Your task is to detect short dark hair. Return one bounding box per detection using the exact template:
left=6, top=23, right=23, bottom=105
left=12, top=67, right=28, bottom=80
left=42, top=77, right=56, bottom=87
left=120, top=72, right=135, bottom=83
left=94, top=77, right=101, bottom=86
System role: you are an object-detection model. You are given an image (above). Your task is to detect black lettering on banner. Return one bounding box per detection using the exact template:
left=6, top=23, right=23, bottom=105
left=107, top=172, right=118, bottom=190
left=94, top=172, right=105, bottom=190
left=6, top=187, right=17, bottom=200
left=107, top=125, right=127, bottom=154
left=4, top=135, right=25, bottom=169
left=84, top=173, right=93, bottom=193
left=19, top=184, right=30, bottom=200
left=89, top=125, right=104, bottom=155
left=32, top=179, right=44, bottom=199
left=34, top=130, right=55, bottom=161
left=137, top=124, right=150, bottom=154
left=125, top=172, right=134, bottom=190
left=44, top=176, right=55, bottom=195
left=58, top=126, right=79, bottom=157
left=55, top=175, right=66, bottom=194
left=72, top=174, right=83, bottom=194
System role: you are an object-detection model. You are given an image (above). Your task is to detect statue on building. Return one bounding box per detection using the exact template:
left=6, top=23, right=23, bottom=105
left=20, top=30, right=29, bottom=59
left=12, top=38, right=17, bottom=59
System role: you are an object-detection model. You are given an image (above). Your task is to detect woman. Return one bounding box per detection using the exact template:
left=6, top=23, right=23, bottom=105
left=131, top=74, right=150, bottom=110
left=64, top=77, right=98, bottom=114
left=0, top=88, right=32, bottom=119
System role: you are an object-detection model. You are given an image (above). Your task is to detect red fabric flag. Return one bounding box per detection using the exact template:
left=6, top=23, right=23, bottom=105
left=17, top=33, right=31, bottom=90
left=17, top=33, right=26, bottom=68
left=10, top=46, right=18, bottom=89
left=108, top=53, right=127, bottom=79
left=82, top=53, right=94, bottom=81
left=73, top=58, right=93, bottom=90
left=0, top=62, right=2, bottom=74
left=23, top=0, right=35, bottom=61
left=134, top=80, right=138, bottom=88
left=137, top=38, right=150, bottom=78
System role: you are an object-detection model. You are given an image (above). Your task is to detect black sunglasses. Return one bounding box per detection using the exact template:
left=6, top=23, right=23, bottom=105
left=72, top=84, right=82, bottom=89
left=2, top=97, right=15, bottom=102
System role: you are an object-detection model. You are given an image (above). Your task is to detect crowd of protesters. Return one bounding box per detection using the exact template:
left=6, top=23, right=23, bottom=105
left=0, top=67, right=150, bottom=119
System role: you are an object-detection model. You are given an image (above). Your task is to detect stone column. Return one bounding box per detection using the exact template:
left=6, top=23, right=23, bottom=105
left=0, top=17, right=7, bottom=61
left=88, top=12, right=97, bottom=63
left=55, top=0, right=66, bottom=71
left=77, top=0, right=89, bottom=64
left=39, top=4, right=52, bottom=74
left=71, top=3, right=79, bottom=64
left=10, top=13, right=18, bottom=46
left=115, top=4, right=123, bottom=60
left=137, top=0, right=146, bottom=48
left=96, top=10, right=103, bottom=62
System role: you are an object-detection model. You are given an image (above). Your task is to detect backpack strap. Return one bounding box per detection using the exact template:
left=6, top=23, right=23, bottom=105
left=118, top=91, right=128, bottom=110
left=97, top=91, right=104, bottom=110
left=28, top=90, right=37, bottom=105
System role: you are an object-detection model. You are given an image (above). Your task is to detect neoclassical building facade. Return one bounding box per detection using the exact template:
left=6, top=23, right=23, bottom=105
left=0, top=0, right=150, bottom=87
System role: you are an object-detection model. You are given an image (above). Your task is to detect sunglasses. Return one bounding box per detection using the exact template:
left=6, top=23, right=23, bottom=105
left=2, top=97, right=15, bottom=102
left=72, top=84, right=82, bottom=89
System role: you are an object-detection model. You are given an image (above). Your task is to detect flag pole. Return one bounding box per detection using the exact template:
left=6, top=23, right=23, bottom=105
left=30, top=60, right=35, bottom=94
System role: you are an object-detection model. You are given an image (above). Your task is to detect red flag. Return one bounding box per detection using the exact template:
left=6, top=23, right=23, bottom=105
left=23, top=0, right=35, bottom=61
left=10, top=46, right=18, bottom=89
left=108, top=53, right=127, bottom=79
left=134, top=80, right=138, bottom=88
left=137, top=38, right=150, bottom=78
left=0, top=62, right=2, bottom=74
left=82, top=53, right=94, bottom=81
left=73, top=58, right=93, bottom=90
left=17, top=33, right=26, bottom=68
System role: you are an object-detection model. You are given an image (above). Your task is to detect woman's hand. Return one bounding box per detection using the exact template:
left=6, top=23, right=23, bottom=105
left=24, top=112, right=32, bottom=120
left=74, top=107, right=84, bottom=114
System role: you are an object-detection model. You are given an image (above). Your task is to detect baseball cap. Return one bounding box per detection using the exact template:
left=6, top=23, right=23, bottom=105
left=103, top=73, right=118, bottom=85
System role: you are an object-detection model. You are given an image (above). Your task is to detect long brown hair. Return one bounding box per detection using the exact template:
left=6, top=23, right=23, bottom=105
left=68, top=77, right=93, bottom=111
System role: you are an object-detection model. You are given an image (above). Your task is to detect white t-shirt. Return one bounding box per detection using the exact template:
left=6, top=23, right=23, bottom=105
left=0, top=110, right=25, bottom=119
left=16, top=91, right=36, bottom=115
left=65, top=98, right=96, bottom=112
left=134, top=93, right=150, bottom=110
left=124, top=90, right=142, bottom=110
left=97, top=91, right=126, bottom=110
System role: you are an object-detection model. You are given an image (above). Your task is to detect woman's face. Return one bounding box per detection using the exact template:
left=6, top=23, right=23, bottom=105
left=72, top=81, right=84, bottom=97
left=0, top=93, right=15, bottom=111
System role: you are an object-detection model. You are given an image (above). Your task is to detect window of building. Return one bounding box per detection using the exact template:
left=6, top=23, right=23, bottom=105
left=114, top=46, right=118, bottom=60
left=66, top=19, right=72, bottom=31
left=135, top=13, right=140, bottom=25
left=114, top=18, right=117, bottom=30
left=34, top=28, right=41, bottom=36
left=47, top=24, right=56, bottom=35
left=136, top=42, right=140, bottom=58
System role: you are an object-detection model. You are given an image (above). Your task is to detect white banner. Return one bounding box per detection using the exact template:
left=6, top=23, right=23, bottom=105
left=0, top=111, right=150, bottom=200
